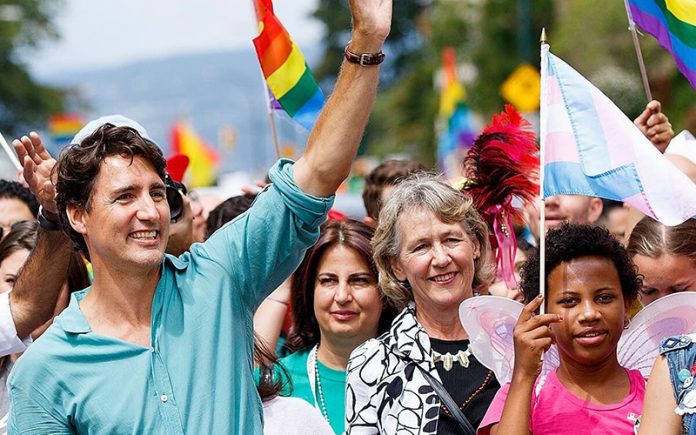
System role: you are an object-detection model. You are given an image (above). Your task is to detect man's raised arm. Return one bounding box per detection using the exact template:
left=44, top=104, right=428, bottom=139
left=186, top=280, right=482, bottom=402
left=292, top=0, right=392, bottom=197
left=10, top=132, right=72, bottom=339
left=11, top=229, right=72, bottom=338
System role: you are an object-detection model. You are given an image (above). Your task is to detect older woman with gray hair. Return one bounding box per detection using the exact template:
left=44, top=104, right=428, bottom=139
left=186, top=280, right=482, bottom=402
left=345, top=174, right=500, bottom=435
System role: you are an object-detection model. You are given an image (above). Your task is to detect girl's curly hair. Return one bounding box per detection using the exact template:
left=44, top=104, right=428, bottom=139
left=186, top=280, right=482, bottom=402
left=520, top=223, right=641, bottom=304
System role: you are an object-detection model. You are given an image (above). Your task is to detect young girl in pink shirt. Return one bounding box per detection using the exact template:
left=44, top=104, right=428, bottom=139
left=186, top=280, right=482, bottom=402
left=478, top=223, right=644, bottom=435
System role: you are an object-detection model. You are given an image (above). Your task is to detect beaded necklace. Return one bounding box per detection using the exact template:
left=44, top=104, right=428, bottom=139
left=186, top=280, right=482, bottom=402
left=307, top=345, right=331, bottom=426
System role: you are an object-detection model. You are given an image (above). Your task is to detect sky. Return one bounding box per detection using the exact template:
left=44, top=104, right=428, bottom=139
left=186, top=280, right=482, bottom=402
left=30, top=0, right=321, bottom=74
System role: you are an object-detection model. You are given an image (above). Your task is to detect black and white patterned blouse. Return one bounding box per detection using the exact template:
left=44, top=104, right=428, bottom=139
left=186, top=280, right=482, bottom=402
left=346, top=304, right=499, bottom=435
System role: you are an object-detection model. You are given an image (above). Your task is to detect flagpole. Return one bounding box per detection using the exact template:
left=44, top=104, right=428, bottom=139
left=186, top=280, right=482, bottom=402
left=265, top=88, right=282, bottom=159
left=0, top=131, right=21, bottom=170
left=539, top=29, right=548, bottom=316
left=622, top=0, right=653, bottom=102
left=250, top=3, right=281, bottom=160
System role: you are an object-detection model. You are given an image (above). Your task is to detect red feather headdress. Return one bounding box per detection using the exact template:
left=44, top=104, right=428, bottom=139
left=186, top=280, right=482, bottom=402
left=462, top=105, right=539, bottom=289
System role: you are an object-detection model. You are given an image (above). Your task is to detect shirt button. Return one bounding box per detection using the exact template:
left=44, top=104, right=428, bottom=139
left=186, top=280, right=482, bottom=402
left=160, top=394, right=168, bottom=403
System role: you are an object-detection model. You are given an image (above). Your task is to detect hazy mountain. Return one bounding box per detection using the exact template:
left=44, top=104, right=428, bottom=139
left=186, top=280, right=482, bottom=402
left=39, top=45, right=323, bottom=176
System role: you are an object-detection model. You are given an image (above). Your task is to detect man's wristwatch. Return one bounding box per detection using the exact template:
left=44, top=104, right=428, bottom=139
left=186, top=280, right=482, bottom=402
left=38, top=206, right=61, bottom=231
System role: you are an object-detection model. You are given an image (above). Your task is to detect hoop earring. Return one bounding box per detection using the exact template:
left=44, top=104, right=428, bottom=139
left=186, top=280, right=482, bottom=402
left=624, top=317, right=632, bottom=330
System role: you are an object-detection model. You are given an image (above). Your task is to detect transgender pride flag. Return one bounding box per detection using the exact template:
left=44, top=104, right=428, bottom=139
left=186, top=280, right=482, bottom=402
left=540, top=43, right=696, bottom=226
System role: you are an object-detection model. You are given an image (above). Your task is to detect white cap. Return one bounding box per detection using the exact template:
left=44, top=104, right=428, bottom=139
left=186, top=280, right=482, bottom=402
left=71, top=114, right=151, bottom=145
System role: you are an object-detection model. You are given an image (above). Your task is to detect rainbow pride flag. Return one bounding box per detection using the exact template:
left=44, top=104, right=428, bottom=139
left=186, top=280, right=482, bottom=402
left=627, top=0, right=696, bottom=88
left=170, top=122, right=219, bottom=188
left=541, top=44, right=696, bottom=225
left=47, top=113, right=83, bottom=146
left=252, top=0, right=325, bottom=131
left=437, top=47, right=478, bottom=177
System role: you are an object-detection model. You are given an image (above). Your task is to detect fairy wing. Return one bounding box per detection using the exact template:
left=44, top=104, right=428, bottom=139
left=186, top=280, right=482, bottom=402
left=459, top=296, right=561, bottom=384
left=619, top=292, right=696, bottom=377
left=460, top=296, right=520, bottom=384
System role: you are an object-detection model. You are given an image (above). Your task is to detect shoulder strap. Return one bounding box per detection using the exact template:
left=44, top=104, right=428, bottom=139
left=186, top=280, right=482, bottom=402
left=413, top=363, right=476, bottom=435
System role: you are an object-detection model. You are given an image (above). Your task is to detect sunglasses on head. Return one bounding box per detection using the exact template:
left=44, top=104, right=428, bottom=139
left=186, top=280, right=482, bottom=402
left=165, top=174, right=188, bottom=222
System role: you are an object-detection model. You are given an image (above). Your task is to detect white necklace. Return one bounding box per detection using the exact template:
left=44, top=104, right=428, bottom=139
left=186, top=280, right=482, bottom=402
left=314, top=352, right=331, bottom=425
left=432, top=345, right=473, bottom=371
left=307, top=345, right=331, bottom=426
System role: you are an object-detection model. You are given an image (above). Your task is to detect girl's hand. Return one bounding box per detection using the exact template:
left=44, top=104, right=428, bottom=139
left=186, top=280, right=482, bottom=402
left=512, top=294, right=562, bottom=380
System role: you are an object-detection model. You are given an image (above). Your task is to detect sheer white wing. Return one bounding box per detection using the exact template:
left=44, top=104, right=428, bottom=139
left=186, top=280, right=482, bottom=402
left=459, top=296, right=561, bottom=384
left=459, top=296, right=519, bottom=384
left=619, top=292, right=696, bottom=377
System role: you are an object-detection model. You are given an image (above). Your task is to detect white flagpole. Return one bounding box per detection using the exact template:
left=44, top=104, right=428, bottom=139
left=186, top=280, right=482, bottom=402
left=622, top=0, right=653, bottom=102
left=0, top=131, right=21, bottom=170
left=539, top=29, right=548, bottom=316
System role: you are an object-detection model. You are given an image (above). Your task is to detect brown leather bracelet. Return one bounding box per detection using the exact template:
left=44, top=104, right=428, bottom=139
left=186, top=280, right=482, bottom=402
left=344, top=44, right=385, bottom=66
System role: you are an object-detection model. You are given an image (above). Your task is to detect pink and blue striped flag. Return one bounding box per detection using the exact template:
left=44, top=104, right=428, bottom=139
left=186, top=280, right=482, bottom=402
left=627, top=0, right=696, bottom=89
left=540, top=43, right=696, bottom=226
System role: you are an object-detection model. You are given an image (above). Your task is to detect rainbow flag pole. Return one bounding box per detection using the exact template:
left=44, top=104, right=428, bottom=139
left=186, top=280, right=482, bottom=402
left=625, top=0, right=696, bottom=90
left=258, top=61, right=282, bottom=159
left=252, top=0, right=325, bottom=137
left=252, top=1, right=281, bottom=158
left=623, top=0, right=653, bottom=101
left=254, top=0, right=280, bottom=159
left=437, top=47, right=478, bottom=178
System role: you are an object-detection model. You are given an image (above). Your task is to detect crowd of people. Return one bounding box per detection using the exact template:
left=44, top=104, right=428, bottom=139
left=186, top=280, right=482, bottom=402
left=1, top=1, right=696, bottom=434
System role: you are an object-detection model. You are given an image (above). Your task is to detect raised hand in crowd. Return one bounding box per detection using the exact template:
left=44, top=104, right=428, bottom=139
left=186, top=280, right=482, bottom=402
left=491, top=295, right=561, bottom=435
left=634, top=100, right=674, bottom=153
left=292, top=0, right=391, bottom=198
left=13, top=132, right=59, bottom=218
left=7, top=132, right=72, bottom=340
left=511, top=296, right=560, bottom=381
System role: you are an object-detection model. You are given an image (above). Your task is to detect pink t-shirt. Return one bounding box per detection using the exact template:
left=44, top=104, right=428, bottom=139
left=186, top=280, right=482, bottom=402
left=478, top=368, right=645, bottom=435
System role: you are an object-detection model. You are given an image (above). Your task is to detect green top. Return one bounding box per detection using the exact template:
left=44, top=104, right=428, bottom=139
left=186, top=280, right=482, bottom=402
left=278, top=348, right=346, bottom=434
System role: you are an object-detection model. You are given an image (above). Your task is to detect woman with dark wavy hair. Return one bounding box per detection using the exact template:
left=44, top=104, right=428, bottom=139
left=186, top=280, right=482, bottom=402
left=278, top=218, right=395, bottom=434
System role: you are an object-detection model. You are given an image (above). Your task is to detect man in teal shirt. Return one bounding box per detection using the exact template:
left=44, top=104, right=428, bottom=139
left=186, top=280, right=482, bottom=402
left=7, top=1, right=393, bottom=432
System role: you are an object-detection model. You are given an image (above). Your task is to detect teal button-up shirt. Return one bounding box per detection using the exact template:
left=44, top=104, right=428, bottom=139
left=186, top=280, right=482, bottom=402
left=8, top=159, right=333, bottom=434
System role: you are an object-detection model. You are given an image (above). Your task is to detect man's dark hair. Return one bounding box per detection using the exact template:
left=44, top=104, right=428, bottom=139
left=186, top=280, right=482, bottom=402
left=520, top=223, right=641, bottom=304
left=362, top=159, right=426, bottom=221
left=55, top=124, right=166, bottom=253
left=206, top=193, right=257, bottom=238
left=0, top=180, right=39, bottom=217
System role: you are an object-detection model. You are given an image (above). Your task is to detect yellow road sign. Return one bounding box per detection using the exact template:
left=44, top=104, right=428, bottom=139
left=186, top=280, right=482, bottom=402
left=501, top=63, right=540, bottom=112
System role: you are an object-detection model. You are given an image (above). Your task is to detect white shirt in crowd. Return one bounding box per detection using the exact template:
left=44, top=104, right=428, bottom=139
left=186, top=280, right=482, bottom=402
left=263, top=396, right=334, bottom=435
left=0, top=292, right=29, bottom=358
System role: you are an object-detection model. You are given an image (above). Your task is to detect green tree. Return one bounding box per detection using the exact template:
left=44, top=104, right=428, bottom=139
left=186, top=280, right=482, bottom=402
left=366, top=0, right=475, bottom=165
left=0, top=0, right=66, bottom=134
left=312, top=0, right=554, bottom=167
left=311, top=0, right=429, bottom=87
left=313, top=0, right=695, bottom=167
left=552, top=0, right=695, bottom=124
left=470, top=0, right=554, bottom=115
